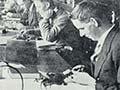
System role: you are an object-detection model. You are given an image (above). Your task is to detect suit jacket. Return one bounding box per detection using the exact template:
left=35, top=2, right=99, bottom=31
left=92, top=23, right=120, bottom=90
left=39, top=8, right=83, bottom=49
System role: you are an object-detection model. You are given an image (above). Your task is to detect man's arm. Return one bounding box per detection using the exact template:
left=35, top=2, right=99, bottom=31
left=39, top=12, right=68, bottom=42
left=28, top=4, right=39, bottom=27
left=112, top=43, right=120, bottom=89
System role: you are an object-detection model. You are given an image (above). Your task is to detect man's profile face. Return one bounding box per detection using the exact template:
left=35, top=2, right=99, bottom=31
left=36, top=1, right=53, bottom=18
left=37, top=1, right=46, bottom=12
left=71, top=19, right=99, bottom=41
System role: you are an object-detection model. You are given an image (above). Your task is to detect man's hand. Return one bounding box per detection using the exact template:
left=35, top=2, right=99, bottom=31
left=64, top=72, right=96, bottom=86
left=16, top=29, right=41, bottom=40
left=72, top=65, right=85, bottom=73
left=40, top=9, right=53, bottom=19
left=64, top=65, right=96, bottom=86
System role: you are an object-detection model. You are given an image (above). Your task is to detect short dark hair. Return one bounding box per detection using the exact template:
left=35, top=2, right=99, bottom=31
left=38, top=0, right=55, bottom=9
left=71, top=0, right=113, bottom=25
left=23, top=0, right=33, bottom=2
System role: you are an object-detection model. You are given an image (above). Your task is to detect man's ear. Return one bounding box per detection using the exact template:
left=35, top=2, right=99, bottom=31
left=90, top=18, right=98, bottom=27
left=45, top=2, right=50, bottom=9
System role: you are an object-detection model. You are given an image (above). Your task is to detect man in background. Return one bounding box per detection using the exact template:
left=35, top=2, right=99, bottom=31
left=2, top=0, right=24, bottom=17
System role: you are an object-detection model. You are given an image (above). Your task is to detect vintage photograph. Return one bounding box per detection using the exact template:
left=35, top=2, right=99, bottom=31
left=0, top=0, right=120, bottom=90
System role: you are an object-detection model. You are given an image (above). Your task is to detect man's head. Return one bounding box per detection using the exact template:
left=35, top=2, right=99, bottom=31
left=34, top=0, right=55, bottom=19
left=23, top=0, right=33, bottom=9
left=4, top=0, right=24, bottom=13
left=71, top=0, right=115, bottom=41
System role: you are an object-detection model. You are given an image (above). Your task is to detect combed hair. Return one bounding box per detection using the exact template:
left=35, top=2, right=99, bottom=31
left=23, top=0, right=33, bottom=3
left=71, top=0, right=113, bottom=24
left=38, top=0, right=55, bottom=9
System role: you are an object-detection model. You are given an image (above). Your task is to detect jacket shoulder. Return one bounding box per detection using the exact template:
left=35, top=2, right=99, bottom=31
left=112, top=28, right=120, bottom=49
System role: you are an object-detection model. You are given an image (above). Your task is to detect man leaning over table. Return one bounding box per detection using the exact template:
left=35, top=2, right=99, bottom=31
left=70, top=0, right=120, bottom=90
left=34, top=0, right=96, bottom=72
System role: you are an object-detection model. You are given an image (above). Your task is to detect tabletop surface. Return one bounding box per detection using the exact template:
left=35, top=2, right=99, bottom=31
left=0, top=16, right=95, bottom=90
left=0, top=78, right=95, bottom=90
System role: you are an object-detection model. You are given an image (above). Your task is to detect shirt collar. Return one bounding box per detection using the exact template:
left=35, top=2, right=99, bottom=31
left=53, top=7, right=58, bottom=13
left=97, top=24, right=115, bottom=47
left=91, top=24, right=115, bottom=61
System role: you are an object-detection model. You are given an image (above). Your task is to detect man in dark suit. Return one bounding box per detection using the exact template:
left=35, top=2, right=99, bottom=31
left=31, top=0, right=96, bottom=72
left=90, top=0, right=120, bottom=20
left=70, top=0, right=120, bottom=90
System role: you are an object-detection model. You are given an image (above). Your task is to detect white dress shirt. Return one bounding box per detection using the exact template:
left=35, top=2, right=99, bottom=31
left=91, top=24, right=115, bottom=62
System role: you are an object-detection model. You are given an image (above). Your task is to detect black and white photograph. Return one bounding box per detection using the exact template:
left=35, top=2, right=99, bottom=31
left=0, top=0, right=120, bottom=90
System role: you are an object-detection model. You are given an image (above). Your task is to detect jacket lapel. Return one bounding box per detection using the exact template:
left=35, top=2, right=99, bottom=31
left=94, top=24, right=119, bottom=78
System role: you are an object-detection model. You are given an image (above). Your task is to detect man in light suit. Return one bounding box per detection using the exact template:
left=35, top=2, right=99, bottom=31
left=70, top=0, right=120, bottom=90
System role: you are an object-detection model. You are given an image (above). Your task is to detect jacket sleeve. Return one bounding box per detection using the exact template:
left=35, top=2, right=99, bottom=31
left=112, top=42, right=120, bottom=89
left=28, top=4, right=39, bottom=27
left=39, top=12, right=68, bottom=42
